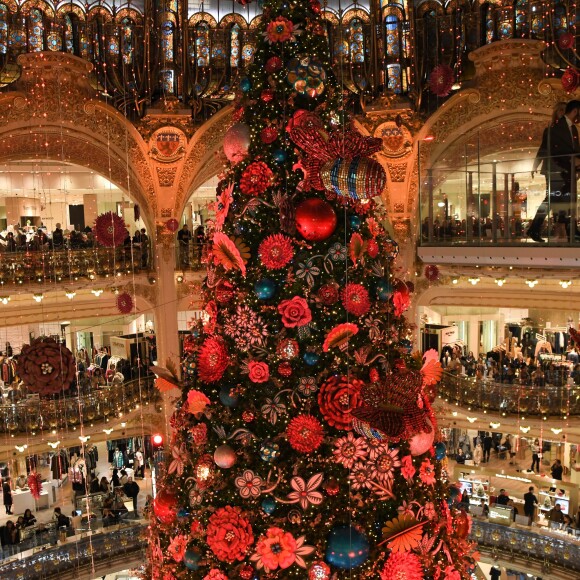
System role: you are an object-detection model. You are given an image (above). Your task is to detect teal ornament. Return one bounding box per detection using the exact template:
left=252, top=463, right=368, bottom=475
left=435, top=442, right=447, bottom=460
left=259, top=439, right=280, bottom=463
left=182, top=355, right=196, bottom=377
left=254, top=279, right=277, bottom=300
left=400, top=339, right=412, bottom=353
left=325, top=525, right=369, bottom=569
left=240, top=77, right=252, bottom=92
left=303, top=352, right=319, bottom=366
left=219, top=385, right=239, bottom=407
left=448, top=486, right=460, bottom=506
left=273, top=149, right=287, bottom=164
left=349, top=215, right=362, bottom=230
left=183, top=549, right=201, bottom=571
left=177, top=508, right=190, bottom=518
left=261, top=497, right=276, bottom=514
left=375, top=279, right=392, bottom=301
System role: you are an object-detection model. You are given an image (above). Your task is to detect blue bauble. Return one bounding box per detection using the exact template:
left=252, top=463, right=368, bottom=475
left=400, top=339, right=412, bottom=353
left=177, top=508, right=190, bottom=518
left=272, top=149, right=288, bottom=164
left=259, top=439, right=281, bottom=463
left=192, top=328, right=201, bottom=338
left=325, top=525, right=369, bottom=569
left=254, top=278, right=277, bottom=300
left=435, top=442, right=447, bottom=460
left=261, top=497, right=276, bottom=514
left=448, top=486, right=461, bottom=506
left=183, top=549, right=200, bottom=571
left=349, top=215, right=362, bottom=230
left=303, top=352, right=319, bottom=366
left=219, top=385, right=239, bottom=408
left=375, top=279, right=392, bottom=301
left=240, top=77, right=252, bottom=92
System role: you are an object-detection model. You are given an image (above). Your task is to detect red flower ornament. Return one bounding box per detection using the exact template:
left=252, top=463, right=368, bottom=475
left=116, top=292, right=134, bottom=314
left=206, top=506, right=254, bottom=563
left=198, top=337, right=229, bottom=383
left=240, top=161, right=274, bottom=196
left=94, top=211, right=127, bottom=247
left=287, top=414, right=325, bottom=453
left=248, top=360, right=270, bottom=383
left=318, top=375, right=363, bottom=430
left=278, top=296, right=312, bottom=328
left=429, top=64, right=454, bottom=97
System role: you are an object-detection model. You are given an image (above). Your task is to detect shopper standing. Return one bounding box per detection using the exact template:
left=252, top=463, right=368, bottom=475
left=530, top=438, right=541, bottom=472
left=2, top=478, right=12, bottom=514
left=523, top=486, right=538, bottom=522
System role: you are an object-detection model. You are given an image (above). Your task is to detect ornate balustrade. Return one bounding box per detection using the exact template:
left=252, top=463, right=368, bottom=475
left=0, top=376, right=159, bottom=434
left=438, top=372, right=580, bottom=417
left=470, top=519, right=580, bottom=576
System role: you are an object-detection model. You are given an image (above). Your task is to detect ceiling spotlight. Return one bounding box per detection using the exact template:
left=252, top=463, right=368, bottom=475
left=495, top=278, right=506, bottom=287
left=79, top=435, right=90, bottom=443
left=103, top=428, right=114, bottom=435
left=91, top=289, right=104, bottom=297
left=520, top=426, right=531, bottom=433
left=15, top=444, right=28, bottom=452
left=33, top=293, right=44, bottom=302
left=467, top=277, right=480, bottom=286
left=559, top=280, right=572, bottom=289
left=65, top=290, right=76, bottom=300
left=452, top=411, right=458, bottom=417
left=48, top=441, right=60, bottom=449
left=526, top=279, right=538, bottom=288
left=551, top=428, right=563, bottom=435
left=121, top=422, right=126, bottom=428
left=466, top=417, right=477, bottom=423
left=176, top=274, right=184, bottom=283
left=451, top=277, right=459, bottom=285
left=489, top=422, right=501, bottom=429
left=0, top=296, right=9, bottom=305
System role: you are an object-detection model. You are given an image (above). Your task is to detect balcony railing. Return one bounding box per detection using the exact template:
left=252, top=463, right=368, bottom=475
left=470, top=519, right=580, bottom=576
left=419, top=153, right=580, bottom=247
left=438, top=372, right=579, bottom=417
left=0, top=376, right=159, bottom=434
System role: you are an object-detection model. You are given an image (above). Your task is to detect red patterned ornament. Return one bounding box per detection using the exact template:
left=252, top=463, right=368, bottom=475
left=323, top=478, right=339, bottom=496
left=27, top=472, right=42, bottom=499
left=429, top=64, right=454, bottom=97
left=558, top=32, right=575, bottom=50
left=562, top=68, right=579, bottom=93
left=318, top=283, right=339, bottom=305
left=277, top=338, right=299, bottom=360
left=278, top=361, right=293, bottom=376
left=165, top=218, right=180, bottom=233
left=261, top=89, right=275, bottom=103
left=239, top=565, right=255, bottom=580
left=265, top=56, right=283, bottom=73
left=242, top=410, right=255, bottom=422
left=215, top=280, right=235, bottom=304
left=309, top=561, right=331, bottom=579
left=154, top=489, right=178, bottom=524
left=94, top=211, right=127, bottom=247
left=116, top=292, right=134, bottom=314
left=261, top=126, right=279, bottom=144
left=239, top=161, right=274, bottom=196
left=295, top=198, right=337, bottom=241
left=424, top=264, right=440, bottom=282
left=286, top=414, right=325, bottom=453
left=198, top=337, right=229, bottom=383
left=366, top=238, right=379, bottom=258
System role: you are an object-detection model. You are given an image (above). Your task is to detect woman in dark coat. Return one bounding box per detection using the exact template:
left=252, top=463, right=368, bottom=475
left=2, top=478, right=12, bottom=515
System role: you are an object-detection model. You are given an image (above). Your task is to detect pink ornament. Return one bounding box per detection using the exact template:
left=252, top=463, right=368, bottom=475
left=409, top=429, right=435, bottom=456
left=223, top=123, right=251, bottom=164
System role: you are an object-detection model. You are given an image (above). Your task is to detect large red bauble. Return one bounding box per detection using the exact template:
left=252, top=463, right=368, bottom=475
left=295, top=198, right=337, bottom=241
left=154, top=489, right=178, bottom=524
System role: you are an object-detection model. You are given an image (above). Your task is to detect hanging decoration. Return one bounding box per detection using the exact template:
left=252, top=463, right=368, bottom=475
left=165, top=218, right=180, bottom=233
left=562, top=68, right=579, bottom=92
left=94, top=211, right=127, bottom=247
left=17, top=337, right=76, bottom=396
left=424, top=264, right=440, bottom=282
left=116, top=292, right=134, bottom=314
left=27, top=472, right=43, bottom=499
left=429, top=64, right=454, bottom=97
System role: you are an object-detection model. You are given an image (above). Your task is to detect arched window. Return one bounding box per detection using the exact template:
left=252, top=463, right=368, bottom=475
left=121, top=17, right=133, bottom=64
left=387, top=63, right=402, bottom=93
left=530, top=2, right=544, bottom=38
left=0, top=4, right=8, bottom=54
left=515, top=0, right=529, bottom=37
left=230, top=23, right=240, bottom=68
left=385, top=14, right=400, bottom=58
left=482, top=4, right=495, bottom=44
left=64, top=14, right=74, bottom=53
left=107, top=31, right=119, bottom=58
left=46, top=27, right=62, bottom=51
left=28, top=8, right=45, bottom=52
left=349, top=18, right=364, bottom=63
left=497, top=7, right=513, bottom=40
left=195, top=22, right=209, bottom=67
left=161, top=19, right=174, bottom=64
left=553, top=2, right=567, bottom=37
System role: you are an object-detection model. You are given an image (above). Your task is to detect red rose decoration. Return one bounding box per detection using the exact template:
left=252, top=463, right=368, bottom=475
left=248, top=360, right=270, bottom=383
left=17, top=337, right=76, bottom=396
left=318, top=375, right=364, bottom=431
left=198, top=337, right=229, bottom=383
left=206, top=506, right=254, bottom=563
left=278, top=296, right=312, bottom=328
left=341, top=283, right=371, bottom=316
left=562, top=68, right=579, bottom=93
left=318, top=283, right=339, bottom=305
left=94, top=211, right=127, bottom=247
left=261, top=126, right=278, bottom=144
left=287, top=414, right=325, bottom=453
left=239, top=161, right=274, bottom=196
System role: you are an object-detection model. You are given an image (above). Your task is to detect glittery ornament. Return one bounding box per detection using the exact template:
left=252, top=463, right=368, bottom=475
left=242, top=410, right=255, bottom=422
left=559, top=32, right=574, bottom=50
left=278, top=361, right=293, bottom=377
left=215, top=280, right=235, bottom=304
left=320, top=156, right=386, bottom=201
left=309, top=561, right=330, bottom=579
left=295, top=198, right=337, bottom=241
left=287, top=56, right=327, bottom=97
left=223, top=123, right=251, bottom=164
left=261, top=89, right=275, bottom=102
left=261, top=126, right=279, bottom=144
left=276, top=338, right=299, bottom=359
left=562, top=68, right=579, bottom=92
left=265, top=56, right=283, bottom=73
left=429, top=64, right=454, bottom=97
left=259, top=439, right=280, bottom=462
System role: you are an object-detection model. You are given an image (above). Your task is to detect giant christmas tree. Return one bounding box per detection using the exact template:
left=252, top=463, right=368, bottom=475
left=146, top=0, right=479, bottom=578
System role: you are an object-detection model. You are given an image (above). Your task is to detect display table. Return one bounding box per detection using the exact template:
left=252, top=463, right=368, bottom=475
left=12, top=489, right=35, bottom=514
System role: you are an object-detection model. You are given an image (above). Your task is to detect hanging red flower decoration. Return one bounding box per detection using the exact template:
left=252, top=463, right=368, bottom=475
left=429, top=64, right=454, bottom=97
left=258, top=234, right=294, bottom=269
left=198, top=337, right=229, bottom=383
left=94, top=211, right=127, bottom=247
left=239, top=161, right=274, bottom=196
left=206, top=506, right=254, bottom=563
left=318, top=375, right=363, bottom=430
left=17, top=337, right=76, bottom=396
left=286, top=414, right=325, bottom=453
left=27, top=472, right=43, bottom=499
left=341, top=283, right=371, bottom=316
left=165, top=218, right=180, bottom=233
left=116, top=292, right=134, bottom=314
left=317, top=283, right=339, bottom=305
left=265, top=56, right=283, bottom=73
left=424, top=264, right=440, bottom=282
left=380, top=551, right=424, bottom=580
left=558, top=32, right=575, bottom=50
left=562, top=68, right=579, bottom=93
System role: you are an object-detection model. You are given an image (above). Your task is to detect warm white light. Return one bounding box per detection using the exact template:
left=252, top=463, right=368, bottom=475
left=0, top=296, right=9, bottom=305
left=490, top=422, right=501, bottom=429
left=520, top=426, right=531, bottom=433
left=495, top=279, right=506, bottom=287
left=79, top=435, right=90, bottom=443
left=551, top=428, right=563, bottom=435
left=103, top=428, right=113, bottom=434
left=452, top=411, right=458, bottom=417
left=466, top=417, right=477, bottom=423
left=91, top=289, right=104, bottom=296
left=451, top=277, right=459, bottom=285
left=65, top=290, right=76, bottom=300
left=121, top=422, right=126, bottom=428
left=15, top=444, right=28, bottom=452
left=48, top=441, right=60, bottom=449
left=526, top=279, right=538, bottom=288
left=468, top=277, right=480, bottom=286
left=559, top=280, right=572, bottom=289
left=33, top=293, right=44, bottom=302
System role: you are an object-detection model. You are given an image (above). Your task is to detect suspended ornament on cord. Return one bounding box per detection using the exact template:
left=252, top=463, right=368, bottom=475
left=558, top=32, right=575, bottom=50
left=223, top=123, right=251, bottom=163
left=116, top=292, right=134, bottom=314
left=424, top=264, right=440, bottom=282
left=27, top=472, right=43, bottom=499
left=17, top=337, right=76, bottom=396
left=94, top=211, right=127, bottom=247
left=562, top=68, right=579, bottom=93
left=165, top=218, right=180, bottom=233
left=429, top=64, right=454, bottom=97
left=133, top=204, right=140, bottom=222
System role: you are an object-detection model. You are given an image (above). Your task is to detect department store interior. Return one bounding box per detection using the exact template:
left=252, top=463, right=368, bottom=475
left=0, top=0, right=578, bottom=578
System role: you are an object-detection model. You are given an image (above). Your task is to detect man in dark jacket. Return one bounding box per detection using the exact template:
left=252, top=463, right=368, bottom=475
left=123, top=476, right=140, bottom=517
